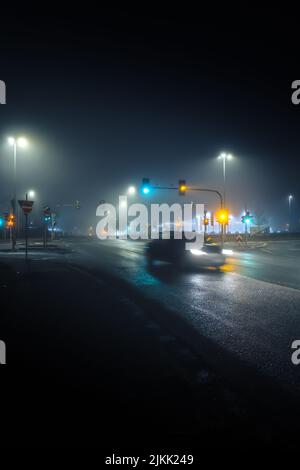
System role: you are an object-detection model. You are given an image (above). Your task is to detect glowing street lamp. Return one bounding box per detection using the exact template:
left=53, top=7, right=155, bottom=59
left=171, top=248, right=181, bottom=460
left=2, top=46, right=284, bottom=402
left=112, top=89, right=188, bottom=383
left=217, top=152, right=233, bottom=207
left=127, top=186, right=136, bottom=196
left=28, top=190, right=36, bottom=199
left=288, top=194, right=294, bottom=232
left=7, top=136, right=29, bottom=249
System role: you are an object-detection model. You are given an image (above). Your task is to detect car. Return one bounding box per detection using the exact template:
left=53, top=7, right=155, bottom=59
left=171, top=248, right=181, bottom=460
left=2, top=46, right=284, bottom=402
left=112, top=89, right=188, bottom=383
left=146, top=233, right=226, bottom=268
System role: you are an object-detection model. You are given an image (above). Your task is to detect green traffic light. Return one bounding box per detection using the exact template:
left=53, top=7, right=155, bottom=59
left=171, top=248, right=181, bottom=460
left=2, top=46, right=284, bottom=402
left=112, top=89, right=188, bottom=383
left=141, top=178, right=151, bottom=195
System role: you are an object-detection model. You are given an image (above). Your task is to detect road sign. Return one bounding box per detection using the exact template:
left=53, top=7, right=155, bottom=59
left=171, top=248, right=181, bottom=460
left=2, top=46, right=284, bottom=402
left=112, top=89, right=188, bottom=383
left=18, top=199, right=34, bottom=214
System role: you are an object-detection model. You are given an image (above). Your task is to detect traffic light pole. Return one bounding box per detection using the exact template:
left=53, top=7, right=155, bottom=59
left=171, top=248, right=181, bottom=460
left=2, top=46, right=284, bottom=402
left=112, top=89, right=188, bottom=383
left=44, top=221, right=47, bottom=249
left=25, top=213, right=28, bottom=260
left=188, top=188, right=224, bottom=247
left=152, top=186, right=224, bottom=208
left=146, top=185, right=225, bottom=247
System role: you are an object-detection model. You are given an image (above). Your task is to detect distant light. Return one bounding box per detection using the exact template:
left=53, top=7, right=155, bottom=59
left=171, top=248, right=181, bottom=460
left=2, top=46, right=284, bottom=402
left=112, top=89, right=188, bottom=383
left=206, top=212, right=211, bottom=218
left=218, top=152, right=233, bottom=160
left=128, top=186, right=136, bottom=196
left=8, top=136, right=29, bottom=148
left=190, top=249, right=207, bottom=256
left=28, top=190, right=35, bottom=199
left=142, top=187, right=150, bottom=195
left=17, top=137, right=28, bottom=148
left=222, top=249, right=233, bottom=255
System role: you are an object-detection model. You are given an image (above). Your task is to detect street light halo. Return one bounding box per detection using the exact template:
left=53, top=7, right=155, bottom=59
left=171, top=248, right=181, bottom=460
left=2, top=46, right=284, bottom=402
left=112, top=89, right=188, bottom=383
left=17, top=136, right=29, bottom=148
left=8, top=136, right=15, bottom=145
left=218, top=152, right=233, bottom=160
left=128, top=186, right=136, bottom=196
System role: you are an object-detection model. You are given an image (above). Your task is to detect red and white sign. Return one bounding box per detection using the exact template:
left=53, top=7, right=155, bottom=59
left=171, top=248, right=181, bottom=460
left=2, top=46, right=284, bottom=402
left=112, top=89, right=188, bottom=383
left=18, top=200, right=34, bottom=214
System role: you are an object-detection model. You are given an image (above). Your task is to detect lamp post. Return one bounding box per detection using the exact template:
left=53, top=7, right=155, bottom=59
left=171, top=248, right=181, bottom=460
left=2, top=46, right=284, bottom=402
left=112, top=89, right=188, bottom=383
left=217, top=152, right=233, bottom=207
left=288, top=194, right=294, bottom=232
left=8, top=136, right=29, bottom=249
left=217, top=152, right=232, bottom=241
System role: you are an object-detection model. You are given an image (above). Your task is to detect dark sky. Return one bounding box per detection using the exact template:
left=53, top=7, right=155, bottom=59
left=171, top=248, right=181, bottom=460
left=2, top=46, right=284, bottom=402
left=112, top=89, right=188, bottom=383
left=0, top=5, right=299, bottom=230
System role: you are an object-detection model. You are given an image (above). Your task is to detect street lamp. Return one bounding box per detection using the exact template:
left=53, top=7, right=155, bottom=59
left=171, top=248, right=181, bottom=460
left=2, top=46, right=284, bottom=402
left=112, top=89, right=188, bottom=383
left=127, top=186, right=136, bottom=196
left=217, top=152, right=233, bottom=207
left=288, top=194, right=294, bottom=232
left=7, top=136, right=29, bottom=249
left=28, top=190, right=35, bottom=199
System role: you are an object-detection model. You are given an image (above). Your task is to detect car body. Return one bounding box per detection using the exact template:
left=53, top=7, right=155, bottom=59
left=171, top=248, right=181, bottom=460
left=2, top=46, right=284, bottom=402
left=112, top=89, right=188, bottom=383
left=146, top=236, right=225, bottom=268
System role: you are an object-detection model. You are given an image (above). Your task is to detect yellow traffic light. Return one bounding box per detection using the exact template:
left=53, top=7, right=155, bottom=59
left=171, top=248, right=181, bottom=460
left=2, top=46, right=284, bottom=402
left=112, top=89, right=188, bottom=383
left=6, top=214, right=15, bottom=228
left=178, top=179, right=187, bottom=196
left=216, top=209, right=229, bottom=225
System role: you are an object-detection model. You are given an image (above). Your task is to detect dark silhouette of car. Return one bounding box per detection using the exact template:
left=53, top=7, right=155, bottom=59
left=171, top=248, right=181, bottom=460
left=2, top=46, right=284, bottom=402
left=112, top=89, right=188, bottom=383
left=146, top=234, right=225, bottom=268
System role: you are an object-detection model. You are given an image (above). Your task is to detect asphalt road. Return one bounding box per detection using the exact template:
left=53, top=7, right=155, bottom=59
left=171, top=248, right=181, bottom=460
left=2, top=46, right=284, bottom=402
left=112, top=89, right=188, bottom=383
left=0, top=241, right=269, bottom=448
left=1, top=237, right=300, bottom=447
left=61, top=238, right=300, bottom=395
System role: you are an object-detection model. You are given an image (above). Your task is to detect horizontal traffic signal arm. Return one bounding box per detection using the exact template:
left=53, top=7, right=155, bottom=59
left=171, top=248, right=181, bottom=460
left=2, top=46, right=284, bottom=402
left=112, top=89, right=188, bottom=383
left=142, top=183, right=224, bottom=209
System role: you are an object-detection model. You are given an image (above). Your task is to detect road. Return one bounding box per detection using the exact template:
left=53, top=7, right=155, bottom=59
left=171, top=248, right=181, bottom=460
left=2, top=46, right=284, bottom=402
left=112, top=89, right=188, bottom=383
left=59, top=238, right=300, bottom=395
left=1, top=237, right=300, bottom=446
left=0, top=239, right=269, bottom=448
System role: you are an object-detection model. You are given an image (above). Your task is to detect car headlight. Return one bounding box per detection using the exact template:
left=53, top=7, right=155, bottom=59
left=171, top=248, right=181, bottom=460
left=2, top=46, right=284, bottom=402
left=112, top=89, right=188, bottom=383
left=222, top=249, right=233, bottom=255
left=190, top=249, right=207, bottom=256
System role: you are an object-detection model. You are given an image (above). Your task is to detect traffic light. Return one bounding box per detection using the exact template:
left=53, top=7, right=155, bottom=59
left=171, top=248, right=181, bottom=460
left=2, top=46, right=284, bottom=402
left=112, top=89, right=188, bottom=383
left=141, top=178, right=151, bottom=195
left=75, top=200, right=80, bottom=209
left=0, top=217, right=3, bottom=227
left=43, top=206, right=51, bottom=222
left=216, top=209, right=229, bottom=225
left=43, top=210, right=51, bottom=222
left=6, top=214, right=15, bottom=228
left=178, top=180, right=187, bottom=196
left=241, top=211, right=254, bottom=225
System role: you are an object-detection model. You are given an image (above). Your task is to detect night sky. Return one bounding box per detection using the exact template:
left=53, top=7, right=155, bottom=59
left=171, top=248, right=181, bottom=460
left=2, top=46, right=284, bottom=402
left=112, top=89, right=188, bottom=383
left=0, top=5, right=299, bottom=230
